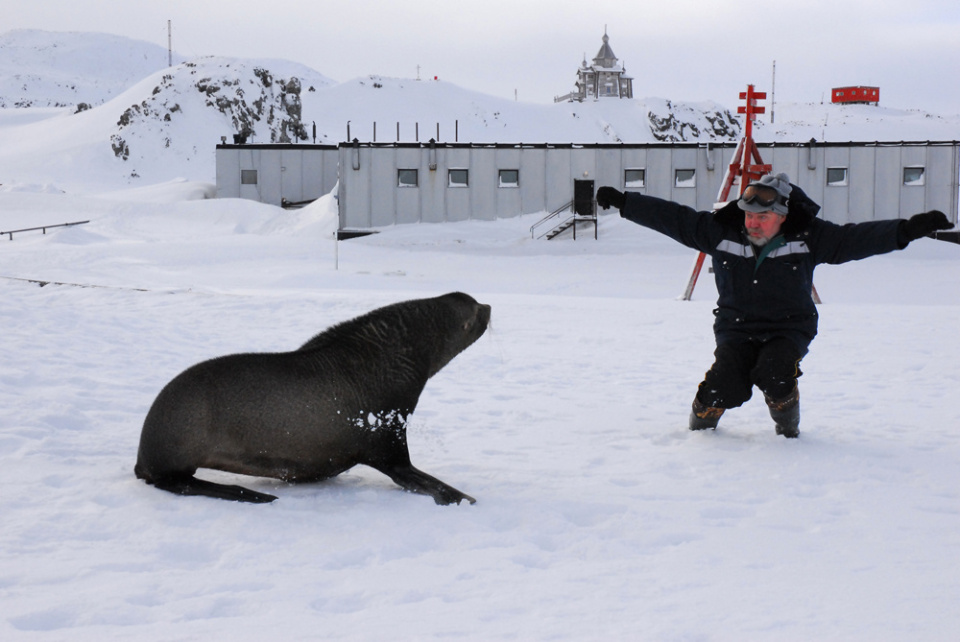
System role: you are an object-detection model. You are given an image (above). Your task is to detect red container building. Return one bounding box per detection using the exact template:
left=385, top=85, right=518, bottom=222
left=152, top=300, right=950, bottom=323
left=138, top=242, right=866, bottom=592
left=832, top=86, right=880, bottom=105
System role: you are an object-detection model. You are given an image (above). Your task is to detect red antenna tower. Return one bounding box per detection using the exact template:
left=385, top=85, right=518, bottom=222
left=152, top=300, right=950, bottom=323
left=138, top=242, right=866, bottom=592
left=680, top=84, right=771, bottom=301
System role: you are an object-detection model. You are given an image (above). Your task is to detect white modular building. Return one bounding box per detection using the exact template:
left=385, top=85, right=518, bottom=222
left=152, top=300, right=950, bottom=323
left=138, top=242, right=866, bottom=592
left=216, top=140, right=959, bottom=234
left=215, top=143, right=340, bottom=208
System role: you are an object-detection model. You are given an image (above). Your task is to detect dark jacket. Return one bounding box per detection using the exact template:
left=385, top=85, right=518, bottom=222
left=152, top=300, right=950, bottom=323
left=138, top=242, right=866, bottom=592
left=620, top=185, right=906, bottom=350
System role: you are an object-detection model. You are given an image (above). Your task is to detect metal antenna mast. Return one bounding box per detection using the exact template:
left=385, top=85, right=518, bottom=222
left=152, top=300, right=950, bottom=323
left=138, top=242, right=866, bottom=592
left=771, top=60, right=776, bottom=124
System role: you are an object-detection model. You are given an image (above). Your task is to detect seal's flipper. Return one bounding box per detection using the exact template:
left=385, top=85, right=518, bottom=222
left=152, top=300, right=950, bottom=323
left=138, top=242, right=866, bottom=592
left=381, top=464, right=476, bottom=505
left=148, top=476, right=277, bottom=504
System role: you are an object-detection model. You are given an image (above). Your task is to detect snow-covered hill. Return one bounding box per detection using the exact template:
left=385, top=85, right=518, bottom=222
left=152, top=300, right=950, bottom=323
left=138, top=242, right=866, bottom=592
left=0, top=29, right=180, bottom=109
left=0, top=29, right=958, bottom=193
left=107, top=57, right=335, bottom=172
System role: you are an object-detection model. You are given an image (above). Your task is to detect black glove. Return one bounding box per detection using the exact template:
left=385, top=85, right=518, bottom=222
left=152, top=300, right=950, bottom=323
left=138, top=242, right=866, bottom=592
left=596, top=186, right=625, bottom=211
left=902, top=210, right=952, bottom=242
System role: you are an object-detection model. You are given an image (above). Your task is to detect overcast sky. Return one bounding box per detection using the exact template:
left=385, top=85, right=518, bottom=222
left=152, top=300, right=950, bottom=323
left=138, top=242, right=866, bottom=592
left=7, top=0, right=960, bottom=114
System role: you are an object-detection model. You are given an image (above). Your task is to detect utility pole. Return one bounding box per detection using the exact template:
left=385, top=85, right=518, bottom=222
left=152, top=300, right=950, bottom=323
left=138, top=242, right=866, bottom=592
left=771, top=60, right=776, bottom=124
left=167, top=20, right=172, bottom=67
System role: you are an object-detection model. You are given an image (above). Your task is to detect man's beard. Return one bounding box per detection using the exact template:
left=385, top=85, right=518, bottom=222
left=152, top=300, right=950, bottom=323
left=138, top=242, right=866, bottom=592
left=748, top=234, right=770, bottom=247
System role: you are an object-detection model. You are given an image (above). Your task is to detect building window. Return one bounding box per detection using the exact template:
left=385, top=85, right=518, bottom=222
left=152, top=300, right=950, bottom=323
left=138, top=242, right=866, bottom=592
left=827, top=167, right=848, bottom=186
left=624, top=169, right=645, bottom=188
left=675, top=169, right=696, bottom=188
left=448, top=169, right=469, bottom=187
left=398, top=169, right=418, bottom=187
left=498, top=169, right=519, bottom=188
left=240, top=169, right=258, bottom=185
left=903, top=167, right=925, bottom=186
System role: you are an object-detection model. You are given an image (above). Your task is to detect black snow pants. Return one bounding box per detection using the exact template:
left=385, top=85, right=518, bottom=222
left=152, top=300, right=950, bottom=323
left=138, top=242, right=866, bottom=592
left=695, top=337, right=805, bottom=409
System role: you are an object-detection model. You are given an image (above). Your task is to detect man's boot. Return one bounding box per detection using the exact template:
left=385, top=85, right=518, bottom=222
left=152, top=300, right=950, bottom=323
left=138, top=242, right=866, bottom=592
left=765, top=386, right=800, bottom=438
left=689, top=397, right=724, bottom=431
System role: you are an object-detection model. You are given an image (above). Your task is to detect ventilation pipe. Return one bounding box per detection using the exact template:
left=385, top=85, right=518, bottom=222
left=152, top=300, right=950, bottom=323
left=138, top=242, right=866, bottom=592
left=807, top=138, right=817, bottom=170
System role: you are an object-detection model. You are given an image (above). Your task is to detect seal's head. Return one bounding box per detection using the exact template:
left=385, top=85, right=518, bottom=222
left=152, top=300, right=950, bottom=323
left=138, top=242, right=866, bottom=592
left=427, top=292, right=490, bottom=378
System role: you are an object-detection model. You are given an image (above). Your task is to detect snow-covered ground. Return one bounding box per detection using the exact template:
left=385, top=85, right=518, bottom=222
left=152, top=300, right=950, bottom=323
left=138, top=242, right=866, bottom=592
left=2, top=184, right=958, bottom=640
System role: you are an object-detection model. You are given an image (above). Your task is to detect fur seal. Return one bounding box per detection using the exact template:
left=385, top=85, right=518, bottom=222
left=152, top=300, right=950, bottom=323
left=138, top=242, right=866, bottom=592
left=134, top=292, right=490, bottom=505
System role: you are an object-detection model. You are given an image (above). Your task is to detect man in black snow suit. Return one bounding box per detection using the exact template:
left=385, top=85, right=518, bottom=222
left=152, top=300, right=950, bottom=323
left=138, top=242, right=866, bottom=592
left=596, top=172, right=952, bottom=438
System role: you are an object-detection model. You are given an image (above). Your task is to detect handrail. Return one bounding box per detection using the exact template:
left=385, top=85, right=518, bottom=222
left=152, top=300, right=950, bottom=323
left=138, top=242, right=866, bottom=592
left=1, top=220, right=90, bottom=241
left=530, top=201, right=573, bottom=239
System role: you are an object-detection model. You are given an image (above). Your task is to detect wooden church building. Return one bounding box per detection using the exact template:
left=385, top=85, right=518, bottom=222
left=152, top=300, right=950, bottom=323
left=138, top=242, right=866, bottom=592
left=555, top=30, right=634, bottom=102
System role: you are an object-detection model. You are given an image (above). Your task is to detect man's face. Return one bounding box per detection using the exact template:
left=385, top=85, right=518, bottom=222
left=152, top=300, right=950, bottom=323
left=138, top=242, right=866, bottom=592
left=744, top=211, right=785, bottom=245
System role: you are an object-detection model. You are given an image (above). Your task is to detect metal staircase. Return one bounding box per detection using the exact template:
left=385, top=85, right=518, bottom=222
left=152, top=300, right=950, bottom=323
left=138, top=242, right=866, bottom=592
left=529, top=180, right=599, bottom=240
left=529, top=201, right=573, bottom=239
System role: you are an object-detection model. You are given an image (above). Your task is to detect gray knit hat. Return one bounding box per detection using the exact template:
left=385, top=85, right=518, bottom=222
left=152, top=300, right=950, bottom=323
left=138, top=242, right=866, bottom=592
left=738, top=172, right=792, bottom=216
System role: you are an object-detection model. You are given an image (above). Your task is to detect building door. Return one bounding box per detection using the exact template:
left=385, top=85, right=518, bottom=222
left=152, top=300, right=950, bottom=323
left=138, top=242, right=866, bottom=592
left=574, top=179, right=595, bottom=216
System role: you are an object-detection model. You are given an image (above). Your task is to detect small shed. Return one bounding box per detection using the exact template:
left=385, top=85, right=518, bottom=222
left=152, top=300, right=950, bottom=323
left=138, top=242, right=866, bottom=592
left=832, top=86, right=880, bottom=105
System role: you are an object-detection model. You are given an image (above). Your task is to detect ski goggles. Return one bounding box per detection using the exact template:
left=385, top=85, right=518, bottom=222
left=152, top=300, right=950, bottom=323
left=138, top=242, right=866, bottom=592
left=740, top=184, right=786, bottom=209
